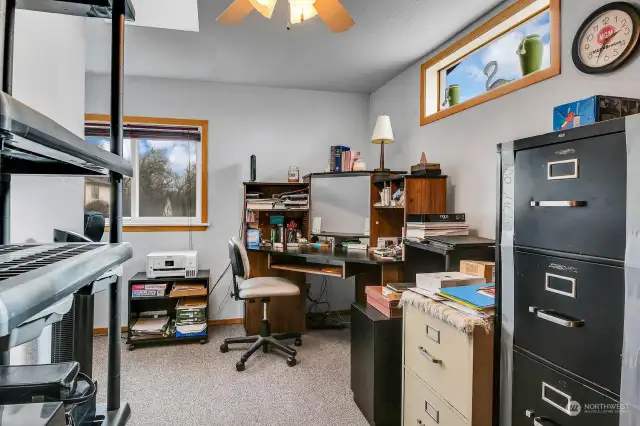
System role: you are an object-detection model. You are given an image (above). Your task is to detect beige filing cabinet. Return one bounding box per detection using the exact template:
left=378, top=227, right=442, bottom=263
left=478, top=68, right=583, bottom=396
left=402, top=299, right=494, bottom=426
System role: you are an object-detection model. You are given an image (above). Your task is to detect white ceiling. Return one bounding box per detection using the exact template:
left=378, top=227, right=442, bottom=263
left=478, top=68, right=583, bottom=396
left=85, top=0, right=504, bottom=93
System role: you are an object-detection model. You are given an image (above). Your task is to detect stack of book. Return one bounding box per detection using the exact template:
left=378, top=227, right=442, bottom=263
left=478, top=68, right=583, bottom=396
left=279, top=193, right=309, bottom=209
left=406, top=213, right=469, bottom=240
left=175, top=297, right=207, bottom=338
left=330, top=145, right=351, bottom=172
left=131, top=283, right=167, bottom=298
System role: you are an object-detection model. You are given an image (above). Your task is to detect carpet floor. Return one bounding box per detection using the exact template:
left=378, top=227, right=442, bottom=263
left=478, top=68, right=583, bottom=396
left=92, top=325, right=369, bottom=426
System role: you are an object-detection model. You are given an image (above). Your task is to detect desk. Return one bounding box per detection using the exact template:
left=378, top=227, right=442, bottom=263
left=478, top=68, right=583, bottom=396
left=244, top=246, right=404, bottom=335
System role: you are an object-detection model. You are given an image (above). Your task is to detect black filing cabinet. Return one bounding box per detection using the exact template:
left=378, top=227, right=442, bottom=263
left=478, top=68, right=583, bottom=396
left=498, top=117, right=637, bottom=425
left=351, top=302, right=402, bottom=426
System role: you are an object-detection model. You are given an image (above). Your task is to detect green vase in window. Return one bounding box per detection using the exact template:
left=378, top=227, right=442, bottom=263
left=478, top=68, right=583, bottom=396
left=517, top=34, right=544, bottom=76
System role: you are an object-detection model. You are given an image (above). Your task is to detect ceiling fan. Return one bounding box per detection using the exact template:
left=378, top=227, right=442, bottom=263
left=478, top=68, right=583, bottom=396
left=217, top=0, right=355, bottom=33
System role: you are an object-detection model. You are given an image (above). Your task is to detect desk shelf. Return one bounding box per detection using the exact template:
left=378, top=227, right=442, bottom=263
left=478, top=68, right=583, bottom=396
left=269, top=263, right=344, bottom=278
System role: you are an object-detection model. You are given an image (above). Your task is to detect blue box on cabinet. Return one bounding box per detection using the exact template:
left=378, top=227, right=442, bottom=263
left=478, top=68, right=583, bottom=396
left=553, top=95, right=640, bottom=131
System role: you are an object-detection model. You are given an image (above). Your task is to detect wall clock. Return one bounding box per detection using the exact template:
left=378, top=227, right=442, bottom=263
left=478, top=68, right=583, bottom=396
left=572, top=2, right=640, bottom=74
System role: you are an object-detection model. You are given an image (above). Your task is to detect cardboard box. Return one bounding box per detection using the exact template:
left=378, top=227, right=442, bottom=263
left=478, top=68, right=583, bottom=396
left=460, top=260, right=496, bottom=284
left=553, top=95, right=640, bottom=131
left=416, top=272, right=485, bottom=293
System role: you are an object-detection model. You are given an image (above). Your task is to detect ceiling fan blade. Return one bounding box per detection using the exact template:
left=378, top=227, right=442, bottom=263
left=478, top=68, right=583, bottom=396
left=248, top=0, right=277, bottom=19
left=217, top=0, right=255, bottom=25
left=313, top=0, right=354, bottom=33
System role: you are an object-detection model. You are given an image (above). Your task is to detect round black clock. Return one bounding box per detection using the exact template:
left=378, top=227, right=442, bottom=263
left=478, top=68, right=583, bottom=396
left=572, top=1, right=640, bottom=74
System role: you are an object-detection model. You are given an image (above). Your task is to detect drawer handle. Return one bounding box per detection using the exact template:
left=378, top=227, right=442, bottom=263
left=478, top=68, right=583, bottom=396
left=418, top=346, right=441, bottom=364
left=534, top=417, right=558, bottom=426
left=530, top=200, right=587, bottom=207
left=529, top=307, right=584, bottom=328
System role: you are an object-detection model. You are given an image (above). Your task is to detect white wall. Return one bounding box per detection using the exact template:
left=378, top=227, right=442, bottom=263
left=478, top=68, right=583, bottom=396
left=9, top=10, right=86, bottom=364
left=85, top=74, right=372, bottom=326
left=370, top=0, right=640, bottom=238
left=11, top=11, right=86, bottom=243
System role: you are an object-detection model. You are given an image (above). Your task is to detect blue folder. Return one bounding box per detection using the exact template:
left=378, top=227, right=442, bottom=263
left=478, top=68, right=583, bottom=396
left=439, top=284, right=495, bottom=310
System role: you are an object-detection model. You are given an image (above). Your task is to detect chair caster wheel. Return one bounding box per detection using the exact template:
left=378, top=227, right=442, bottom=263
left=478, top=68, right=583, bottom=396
left=200, top=339, right=207, bottom=344
left=236, top=361, right=245, bottom=371
left=220, top=344, right=229, bottom=353
left=263, top=343, right=269, bottom=353
left=294, top=338, right=302, bottom=347
left=287, top=357, right=297, bottom=367
left=127, top=345, right=135, bottom=351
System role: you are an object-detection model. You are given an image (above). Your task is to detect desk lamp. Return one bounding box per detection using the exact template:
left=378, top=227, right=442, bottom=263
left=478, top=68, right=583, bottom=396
left=371, top=115, right=394, bottom=171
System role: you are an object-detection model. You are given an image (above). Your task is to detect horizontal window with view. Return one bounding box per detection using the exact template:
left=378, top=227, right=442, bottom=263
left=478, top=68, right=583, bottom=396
left=420, top=0, right=560, bottom=125
left=84, top=116, right=208, bottom=232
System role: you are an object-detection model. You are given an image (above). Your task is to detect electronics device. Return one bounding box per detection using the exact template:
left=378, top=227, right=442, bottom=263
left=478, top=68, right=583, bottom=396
left=312, top=217, right=322, bottom=234
left=250, top=154, right=256, bottom=182
left=146, top=251, right=198, bottom=278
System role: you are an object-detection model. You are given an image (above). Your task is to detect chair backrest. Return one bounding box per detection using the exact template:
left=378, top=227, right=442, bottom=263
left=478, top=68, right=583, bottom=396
left=84, top=212, right=105, bottom=242
left=229, top=238, right=250, bottom=299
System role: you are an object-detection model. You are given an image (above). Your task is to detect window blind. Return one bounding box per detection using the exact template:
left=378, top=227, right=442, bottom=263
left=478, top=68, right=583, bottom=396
left=85, top=123, right=201, bottom=142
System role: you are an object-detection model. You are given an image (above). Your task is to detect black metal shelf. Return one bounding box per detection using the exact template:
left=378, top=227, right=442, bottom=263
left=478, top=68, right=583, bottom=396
left=17, top=0, right=135, bottom=20
left=0, top=92, right=134, bottom=177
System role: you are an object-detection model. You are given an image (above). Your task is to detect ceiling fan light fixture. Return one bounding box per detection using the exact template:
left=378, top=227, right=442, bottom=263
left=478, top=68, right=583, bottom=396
left=249, top=0, right=277, bottom=18
left=289, top=0, right=318, bottom=24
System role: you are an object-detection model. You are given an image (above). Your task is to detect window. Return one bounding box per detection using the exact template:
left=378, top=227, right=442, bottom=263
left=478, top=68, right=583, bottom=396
left=83, top=115, right=208, bottom=231
left=420, top=0, right=560, bottom=125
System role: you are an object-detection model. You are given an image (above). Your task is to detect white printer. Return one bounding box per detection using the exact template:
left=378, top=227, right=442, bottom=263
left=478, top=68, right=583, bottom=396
left=146, top=251, right=198, bottom=278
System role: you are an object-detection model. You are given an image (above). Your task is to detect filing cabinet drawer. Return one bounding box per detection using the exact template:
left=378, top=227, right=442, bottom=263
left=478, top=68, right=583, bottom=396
left=404, top=305, right=472, bottom=417
left=403, top=367, right=466, bottom=426
left=512, top=350, right=619, bottom=426
left=514, top=133, right=626, bottom=259
left=514, top=251, right=624, bottom=394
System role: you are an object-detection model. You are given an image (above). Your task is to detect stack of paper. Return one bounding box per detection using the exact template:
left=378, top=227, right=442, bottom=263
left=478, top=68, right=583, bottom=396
left=406, top=222, right=469, bottom=239
left=170, top=282, right=206, bottom=298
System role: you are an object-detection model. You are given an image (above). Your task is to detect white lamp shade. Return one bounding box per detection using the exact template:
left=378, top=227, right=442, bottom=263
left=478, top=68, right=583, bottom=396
left=371, top=115, right=394, bottom=144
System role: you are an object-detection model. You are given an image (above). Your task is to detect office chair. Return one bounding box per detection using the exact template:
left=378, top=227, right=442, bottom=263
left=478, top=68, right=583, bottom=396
left=220, top=237, right=302, bottom=371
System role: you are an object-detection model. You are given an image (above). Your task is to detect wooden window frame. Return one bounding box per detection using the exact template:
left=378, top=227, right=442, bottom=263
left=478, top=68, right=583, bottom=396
left=85, top=114, right=209, bottom=232
left=420, top=0, right=561, bottom=126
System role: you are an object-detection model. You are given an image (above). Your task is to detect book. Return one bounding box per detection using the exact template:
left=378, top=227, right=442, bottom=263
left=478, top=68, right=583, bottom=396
left=330, top=146, right=337, bottom=172
left=132, top=289, right=165, bottom=297
left=407, top=213, right=466, bottom=223
left=132, top=283, right=167, bottom=291
left=438, top=284, right=495, bottom=311
left=334, top=146, right=350, bottom=172
left=477, top=285, right=495, bottom=298
left=386, top=283, right=416, bottom=293
left=416, top=272, right=486, bottom=293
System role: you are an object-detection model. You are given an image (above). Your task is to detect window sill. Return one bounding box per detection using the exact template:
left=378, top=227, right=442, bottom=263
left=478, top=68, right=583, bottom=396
left=105, top=223, right=210, bottom=232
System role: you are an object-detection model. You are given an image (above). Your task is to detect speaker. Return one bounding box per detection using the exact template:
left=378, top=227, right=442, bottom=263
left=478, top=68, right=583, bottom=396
left=250, top=155, right=256, bottom=182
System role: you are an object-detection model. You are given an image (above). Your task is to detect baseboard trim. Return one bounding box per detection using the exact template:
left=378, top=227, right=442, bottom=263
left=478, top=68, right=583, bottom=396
left=93, top=326, right=128, bottom=336
left=92, top=318, right=243, bottom=336
left=208, top=318, right=243, bottom=326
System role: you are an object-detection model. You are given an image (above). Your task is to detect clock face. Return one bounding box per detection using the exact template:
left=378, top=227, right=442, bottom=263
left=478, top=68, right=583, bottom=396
left=578, top=9, right=634, bottom=68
